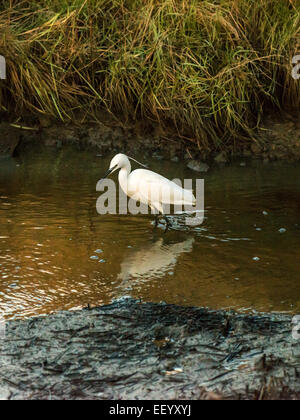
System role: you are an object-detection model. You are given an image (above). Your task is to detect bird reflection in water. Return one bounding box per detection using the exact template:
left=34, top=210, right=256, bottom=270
left=117, top=237, right=194, bottom=293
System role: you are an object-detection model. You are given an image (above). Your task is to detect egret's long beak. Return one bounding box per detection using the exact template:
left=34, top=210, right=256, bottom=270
left=99, top=164, right=118, bottom=184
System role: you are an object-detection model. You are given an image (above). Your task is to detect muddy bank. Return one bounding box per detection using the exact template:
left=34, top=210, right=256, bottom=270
left=0, top=298, right=299, bottom=400
left=1, top=111, right=300, bottom=164
left=0, top=123, right=20, bottom=158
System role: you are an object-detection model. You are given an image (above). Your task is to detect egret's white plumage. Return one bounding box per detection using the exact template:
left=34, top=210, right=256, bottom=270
left=102, top=153, right=196, bottom=226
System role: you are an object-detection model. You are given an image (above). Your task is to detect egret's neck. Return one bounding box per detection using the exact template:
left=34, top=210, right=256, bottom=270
left=118, top=161, right=131, bottom=194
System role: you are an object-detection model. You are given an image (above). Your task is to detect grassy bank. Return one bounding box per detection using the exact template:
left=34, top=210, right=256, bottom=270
left=0, top=0, right=299, bottom=151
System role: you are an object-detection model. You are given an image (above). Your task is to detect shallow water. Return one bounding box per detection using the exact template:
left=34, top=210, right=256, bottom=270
left=0, top=145, right=300, bottom=319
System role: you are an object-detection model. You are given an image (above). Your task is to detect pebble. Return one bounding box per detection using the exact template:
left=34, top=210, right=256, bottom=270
left=0, top=389, right=10, bottom=400
left=279, top=228, right=286, bottom=233
left=187, top=160, right=209, bottom=173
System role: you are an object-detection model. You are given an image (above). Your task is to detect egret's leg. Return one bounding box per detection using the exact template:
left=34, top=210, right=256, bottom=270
left=151, top=203, right=164, bottom=229
left=163, top=215, right=172, bottom=232
left=150, top=205, right=159, bottom=228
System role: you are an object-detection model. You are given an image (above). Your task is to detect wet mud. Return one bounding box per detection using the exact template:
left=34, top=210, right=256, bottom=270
left=0, top=298, right=299, bottom=400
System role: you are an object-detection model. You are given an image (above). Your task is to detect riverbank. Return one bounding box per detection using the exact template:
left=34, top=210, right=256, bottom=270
left=1, top=110, right=300, bottom=165
left=0, top=298, right=299, bottom=400
left=0, top=0, right=299, bottom=154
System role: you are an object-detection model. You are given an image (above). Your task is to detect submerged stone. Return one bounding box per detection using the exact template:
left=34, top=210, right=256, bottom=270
left=187, top=160, right=209, bottom=172
left=214, top=152, right=227, bottom=164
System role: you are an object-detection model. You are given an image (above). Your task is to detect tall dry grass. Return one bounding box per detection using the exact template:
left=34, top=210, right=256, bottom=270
left=0, top=0, right=299, bottom=150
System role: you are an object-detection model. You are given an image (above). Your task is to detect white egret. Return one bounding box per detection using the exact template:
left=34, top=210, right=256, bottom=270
left=100, top=153, right=196, bottom=229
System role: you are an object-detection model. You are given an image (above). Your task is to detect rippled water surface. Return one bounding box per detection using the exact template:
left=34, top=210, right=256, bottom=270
left=0, top=145, right=300, bottom=319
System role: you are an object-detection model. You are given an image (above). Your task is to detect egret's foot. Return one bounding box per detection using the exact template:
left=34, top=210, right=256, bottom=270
left=153, top=215, right=174, bottom=231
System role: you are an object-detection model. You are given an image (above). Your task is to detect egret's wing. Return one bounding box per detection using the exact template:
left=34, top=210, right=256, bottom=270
left=128, top=169, right=195, bottom=206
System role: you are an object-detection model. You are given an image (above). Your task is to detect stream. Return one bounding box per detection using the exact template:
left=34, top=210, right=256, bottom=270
left=0, top=144, right=300, bottom=319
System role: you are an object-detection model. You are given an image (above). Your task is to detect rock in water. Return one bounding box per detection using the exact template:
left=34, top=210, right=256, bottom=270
left=279, top=228, right=286, bottom=233
left=187, top=160, right=209, bottom=172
